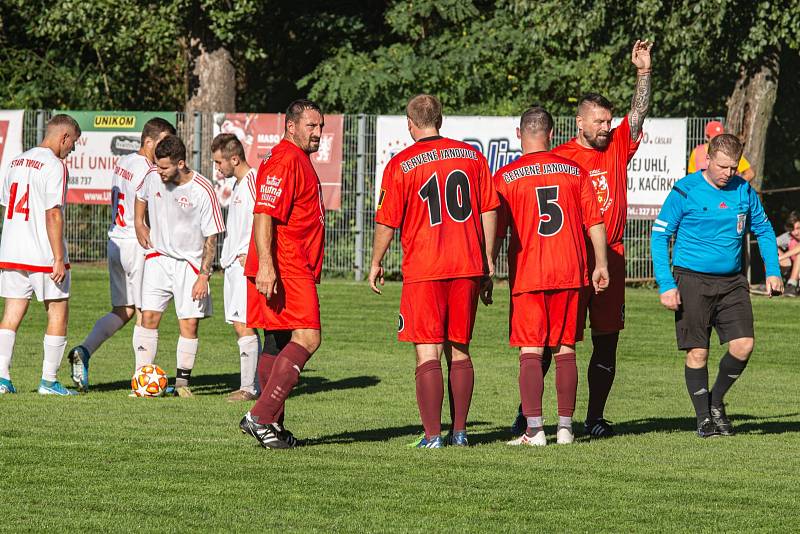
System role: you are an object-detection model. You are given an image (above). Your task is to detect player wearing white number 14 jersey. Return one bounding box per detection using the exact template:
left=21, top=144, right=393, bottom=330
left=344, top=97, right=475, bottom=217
left=67, top=118, right=176, bottom=392
left=0, top=114, right=81, bottom=395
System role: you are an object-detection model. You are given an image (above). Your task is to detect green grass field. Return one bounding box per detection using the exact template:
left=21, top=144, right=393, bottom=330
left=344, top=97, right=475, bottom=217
left=1, top=265, right=799, bottom=532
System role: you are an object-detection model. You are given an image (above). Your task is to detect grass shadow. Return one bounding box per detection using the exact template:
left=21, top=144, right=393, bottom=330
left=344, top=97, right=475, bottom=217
left=89, top=372, right=381, bottom=397
left=618, top=412, right=800, bottom=436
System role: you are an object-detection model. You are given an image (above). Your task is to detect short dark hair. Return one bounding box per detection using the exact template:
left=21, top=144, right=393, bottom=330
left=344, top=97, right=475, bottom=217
left=141, top=117, right=176, bottom=145
left=708, top=133, right=743, bottom=161
left=406, top=94, right=442, bottom=130
left=154, top=134, right=186, bottom=163
left=46, top=114, right=81, bottom=137
left=211, top=133, right=246, bottom=160
left=786, top=210, right=800, bottom=231
left=285, top=99, right=322, bottom=128
left=520, top=106, right=553, bottom=136
left=577, top=93, right=614, bottom=115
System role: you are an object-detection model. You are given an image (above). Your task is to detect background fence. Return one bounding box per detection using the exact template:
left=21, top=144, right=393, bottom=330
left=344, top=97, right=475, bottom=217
left=16, top=111, right=721, bottom=281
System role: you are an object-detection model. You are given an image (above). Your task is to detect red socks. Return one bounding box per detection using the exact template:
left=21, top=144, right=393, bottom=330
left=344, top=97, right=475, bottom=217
left=250, top=342, right=311, bottom=424
left=519, top=352, right=544, bottom=417
left=447, top=359, right=474, bottom=432
left=555, top=352, right=577, bottom=417
left=415, top=360, right=444, bottom=439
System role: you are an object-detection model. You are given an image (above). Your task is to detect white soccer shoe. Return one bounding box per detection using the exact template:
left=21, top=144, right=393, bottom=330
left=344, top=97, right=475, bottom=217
left=507, top=429, right=546, bottom=446
left=556, top=426, right=574, bottom=445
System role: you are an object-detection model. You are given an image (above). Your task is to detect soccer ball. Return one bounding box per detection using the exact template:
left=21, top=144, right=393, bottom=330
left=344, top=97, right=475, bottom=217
left=131, top=365, right=169, bottom=397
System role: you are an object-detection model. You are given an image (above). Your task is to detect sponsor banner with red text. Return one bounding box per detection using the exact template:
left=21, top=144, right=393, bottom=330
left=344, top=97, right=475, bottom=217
left=212, top=113, right=344, bottom=210
left=376, top=115, right=687, bottom=218
left=0, top=110, right=25, bottom=176
left=61, top=111, right=177, bottom=204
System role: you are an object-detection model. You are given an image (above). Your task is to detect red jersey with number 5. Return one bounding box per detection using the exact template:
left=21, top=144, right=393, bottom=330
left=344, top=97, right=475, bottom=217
left=551, top=115, right=641, bottom=246
left=493, top=151, right=602, bottom=294
left=0, top=146, right=69, bottom=271
left=376, top=136, right=499, bottom=283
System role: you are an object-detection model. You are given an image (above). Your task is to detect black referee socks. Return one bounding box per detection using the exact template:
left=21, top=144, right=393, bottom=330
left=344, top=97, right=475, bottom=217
left=711, top=352, right=749, bottom=407
left=685, top=365, right=710, bottom=422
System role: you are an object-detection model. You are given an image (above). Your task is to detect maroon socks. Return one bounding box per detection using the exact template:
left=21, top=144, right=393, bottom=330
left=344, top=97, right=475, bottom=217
left=415, top=360, right=444, bottom=439
left=250, top=342, right=311, bottom=424
left=447, top=359, right=474, bottom=432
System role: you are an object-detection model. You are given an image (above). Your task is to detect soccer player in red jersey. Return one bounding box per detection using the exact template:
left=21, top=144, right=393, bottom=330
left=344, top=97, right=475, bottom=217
left=512, top=39, right=651, bottom=439
left=492, top=107, right=609, bottom=446
left=239, top=99, right=326, bottom=449
left=369, top=94, right=499, bottom=448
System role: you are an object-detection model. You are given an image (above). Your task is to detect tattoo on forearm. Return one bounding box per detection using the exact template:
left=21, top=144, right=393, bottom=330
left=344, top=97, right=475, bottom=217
left=628, top=72, right=651, bottom=140
left=201, top=235, right=217, bottom=273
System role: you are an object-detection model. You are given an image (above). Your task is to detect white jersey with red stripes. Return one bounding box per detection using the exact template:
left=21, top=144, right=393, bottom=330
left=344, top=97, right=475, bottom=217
left=0, top=146, right=69, bottom=271
left=220, top=168, right=256, bottom=269
left=108, top=152, right=156, bottom=240
left=136, top=170, right=225, bottom=270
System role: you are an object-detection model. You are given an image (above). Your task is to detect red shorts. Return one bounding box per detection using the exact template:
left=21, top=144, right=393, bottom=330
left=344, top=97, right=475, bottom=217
left=399, top=277, right=480, bottom=344
left=246, top=276, right=320, bottom=330
left=510, top=288, right=582, bottom=347
left=580, top=242, right=626, bottom=333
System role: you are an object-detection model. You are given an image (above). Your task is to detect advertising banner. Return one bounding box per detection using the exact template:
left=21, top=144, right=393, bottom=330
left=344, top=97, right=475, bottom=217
left=62, top=111, right=177, bottom=204
left=0, top=110, right=25, bottom=175
left=620, top=117, right=687, bottom=219
left=375, top=115, right=687, bottom=219
left=213, top=113, right=344, bottom=210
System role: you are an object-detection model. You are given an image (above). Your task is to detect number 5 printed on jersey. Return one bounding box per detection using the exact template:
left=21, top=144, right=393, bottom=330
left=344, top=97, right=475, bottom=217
left=536, top=185, right=563, bottom=236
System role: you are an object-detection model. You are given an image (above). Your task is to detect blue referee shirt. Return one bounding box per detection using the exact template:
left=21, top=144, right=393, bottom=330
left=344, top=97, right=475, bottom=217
left=651, top=171, right=780, bottom=294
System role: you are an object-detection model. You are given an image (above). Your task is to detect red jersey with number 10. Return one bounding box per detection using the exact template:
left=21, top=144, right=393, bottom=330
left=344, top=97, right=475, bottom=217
left=493, top=151, right=602, bottom=294
left=376, top=136, right=499, bottom=283
left=552, top=115, right=640, bottom=246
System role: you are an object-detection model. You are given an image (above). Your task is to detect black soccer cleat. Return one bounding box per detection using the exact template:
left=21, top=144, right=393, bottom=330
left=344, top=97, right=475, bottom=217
left=696, top=417, right=719, bottom=438
left=510, top=404, right=526, bottom=435
left=584, top=418, right=615, bottom=438
left=710, top=404, right=735, bottom=436
left=239, top=412, right=295, bottom=449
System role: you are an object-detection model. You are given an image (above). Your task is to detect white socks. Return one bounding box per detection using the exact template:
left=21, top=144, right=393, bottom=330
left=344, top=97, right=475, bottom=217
left=175, top=336, right=198, bottom=388
left=237, top=334, right=260, bottom=394
left=0, top=329, right=16, bottom=380
left=132, top=326, right=158, bottom=369
left=42, top=334, right=67, bottom=382
left=82, top=313, right=125, bottom=355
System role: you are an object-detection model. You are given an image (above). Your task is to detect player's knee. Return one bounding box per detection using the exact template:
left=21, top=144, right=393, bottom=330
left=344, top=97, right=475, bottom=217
left=293, top=329, right=321, bottom=353
left=685, top=349, right=708, bottom=367
left=141, top=312, right=160, bottom=329
left=112, top=306, right=135, bottom=323
left=728, top=337, right=754, bottom=359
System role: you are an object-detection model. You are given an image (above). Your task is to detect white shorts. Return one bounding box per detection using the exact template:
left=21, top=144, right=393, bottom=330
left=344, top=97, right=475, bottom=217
left=141, top=254, right=212, bottom=319
left=223, top=261, right=247, bottom=324
left=0, top=269, right=71, bottom=301
left=108, top=237, right=146, bottom=308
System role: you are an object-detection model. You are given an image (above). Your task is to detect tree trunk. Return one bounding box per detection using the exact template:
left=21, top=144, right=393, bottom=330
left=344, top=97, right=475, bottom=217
left=186, top=44, right=236, bottom=113
left=725, top=48, right=780, bottom=190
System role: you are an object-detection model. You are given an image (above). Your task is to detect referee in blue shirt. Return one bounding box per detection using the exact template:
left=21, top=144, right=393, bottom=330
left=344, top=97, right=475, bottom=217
left=651, top=133, right=783, bottom=438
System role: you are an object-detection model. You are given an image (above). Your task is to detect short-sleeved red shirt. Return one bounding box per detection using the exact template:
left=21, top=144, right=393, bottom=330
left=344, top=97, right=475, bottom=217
left=375, top=136, right=500, bottom=283
left=244, top=139, right=325, bottom=282
left=551, top=115, right=641, bottom=246
left=494, top=151, right=602, bottom=294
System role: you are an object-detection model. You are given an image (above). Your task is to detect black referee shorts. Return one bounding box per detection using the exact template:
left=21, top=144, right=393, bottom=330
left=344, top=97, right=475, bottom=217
left=673, top=267, right=754, bottom=350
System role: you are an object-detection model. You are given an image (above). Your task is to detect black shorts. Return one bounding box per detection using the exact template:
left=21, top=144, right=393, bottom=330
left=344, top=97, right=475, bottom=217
left=673, top=267, right=754, bottom=350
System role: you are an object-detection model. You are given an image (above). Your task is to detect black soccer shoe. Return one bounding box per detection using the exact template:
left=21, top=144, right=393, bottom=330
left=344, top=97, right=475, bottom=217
left=510, top=404, right=526, bottom=435
left=696, top=417, right=719, bottom=438
left=710, top=404, right=735, bottom=436
left=584, top=418, right=615, bottom=438
left=239, top=412, right=294, bottom=449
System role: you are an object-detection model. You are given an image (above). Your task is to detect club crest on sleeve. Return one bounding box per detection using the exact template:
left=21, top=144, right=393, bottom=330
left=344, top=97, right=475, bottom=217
left=736, top=213, right=746, bottom=235
left=378, top=189, right=386, bottom=210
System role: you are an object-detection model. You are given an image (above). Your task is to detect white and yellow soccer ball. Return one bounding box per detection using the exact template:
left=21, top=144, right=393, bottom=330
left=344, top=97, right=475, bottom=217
left=131, top=365, right=169, bottom=397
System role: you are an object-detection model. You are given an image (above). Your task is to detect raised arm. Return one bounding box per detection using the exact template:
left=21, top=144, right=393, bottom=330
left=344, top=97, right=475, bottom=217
left=628, top=39, right=653, bottom=141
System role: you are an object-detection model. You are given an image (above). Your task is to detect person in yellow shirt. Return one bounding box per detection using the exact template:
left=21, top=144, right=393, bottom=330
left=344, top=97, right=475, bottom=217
left=688, top=121, right=755, bottom=182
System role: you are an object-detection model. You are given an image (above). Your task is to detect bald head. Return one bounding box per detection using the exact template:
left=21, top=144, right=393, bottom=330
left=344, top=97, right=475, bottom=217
left=406, top=94, right=442, bottom=130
